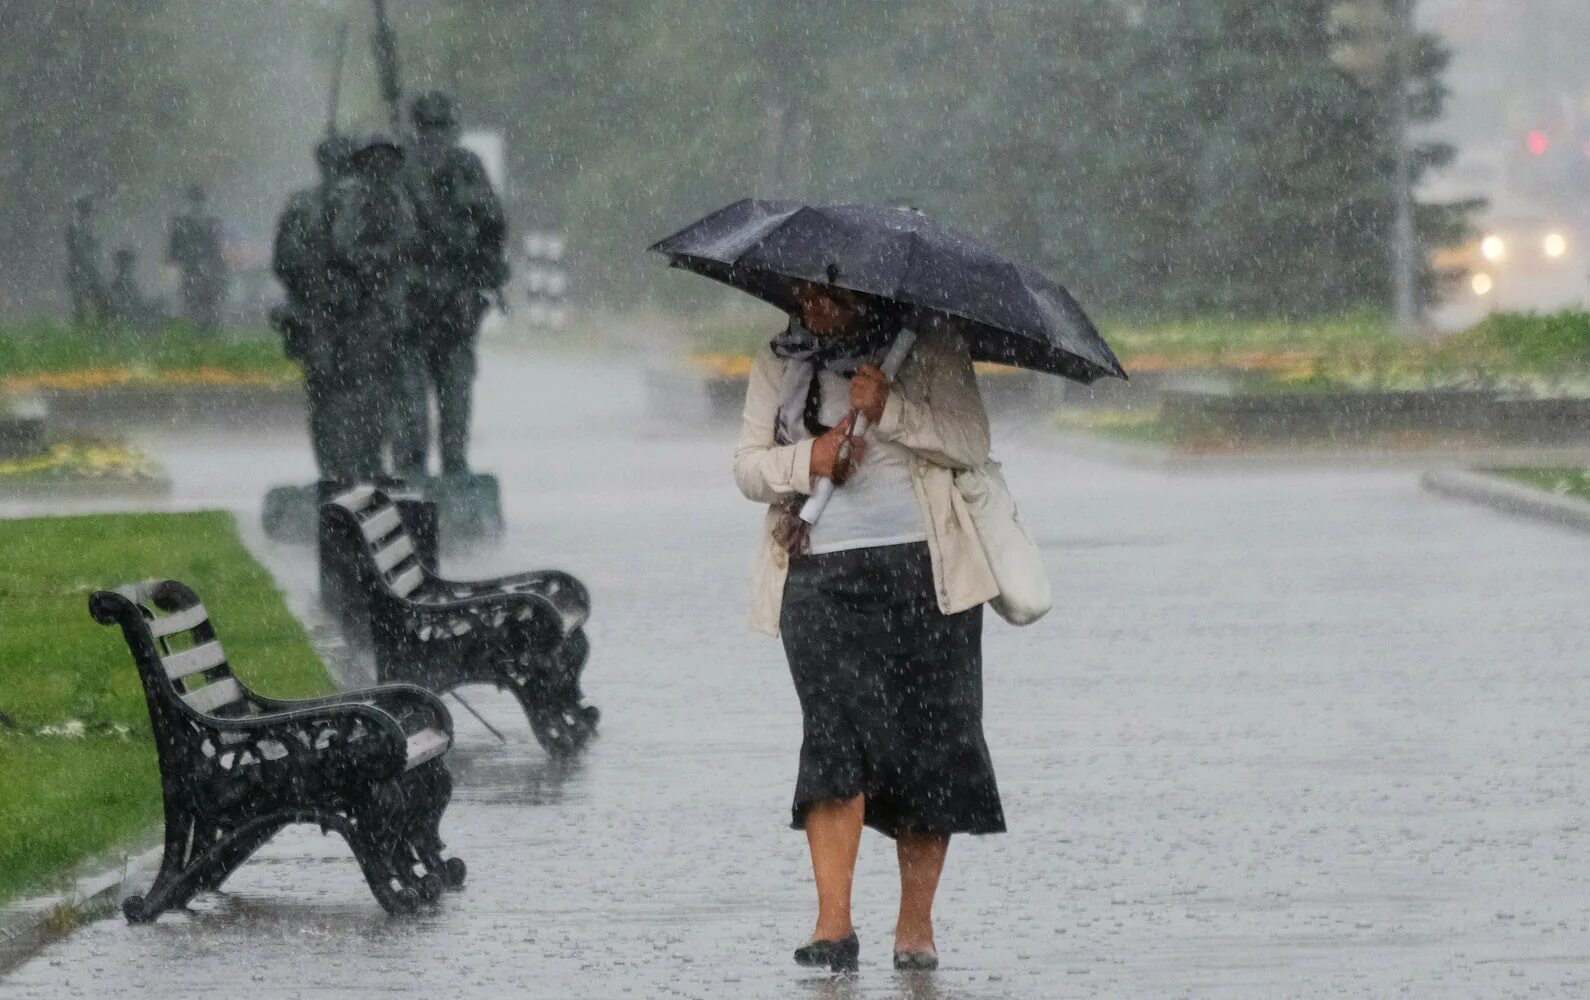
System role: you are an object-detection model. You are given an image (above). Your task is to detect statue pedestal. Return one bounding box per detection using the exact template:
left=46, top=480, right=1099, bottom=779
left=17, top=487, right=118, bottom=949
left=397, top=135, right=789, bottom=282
left=420, top=473, right=504, bottom=541
left=261, top=473, right=503, bottom=547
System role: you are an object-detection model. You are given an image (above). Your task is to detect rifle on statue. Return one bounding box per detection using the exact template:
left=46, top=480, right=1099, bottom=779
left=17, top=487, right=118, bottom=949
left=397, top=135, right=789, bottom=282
left=325, top=19, right=349, bottom=138
left=372, top=0, right=403, bottom=133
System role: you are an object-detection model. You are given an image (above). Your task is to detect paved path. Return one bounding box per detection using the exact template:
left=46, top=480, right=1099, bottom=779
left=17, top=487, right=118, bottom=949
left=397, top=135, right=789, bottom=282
left=4, top=348, right=1588, bottom=998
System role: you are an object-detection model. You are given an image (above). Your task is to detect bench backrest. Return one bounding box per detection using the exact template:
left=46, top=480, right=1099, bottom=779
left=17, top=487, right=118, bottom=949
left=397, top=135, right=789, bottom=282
left=328, top=487, right=427, bottom=599
left=92, top=580, right=250, bottom=724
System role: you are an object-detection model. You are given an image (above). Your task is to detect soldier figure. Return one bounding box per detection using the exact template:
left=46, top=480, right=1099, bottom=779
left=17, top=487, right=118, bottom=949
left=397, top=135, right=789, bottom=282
left=166, top=184, right=229, bottom=334
left=398, top=91, right=508, bottom=478
left=105, top=249, right=157, bottom=332
left=323, top=133, right=418, bottom=482
left=66, top=195, right=105, bottom=326
left=272, top=136, right=358, bottom=477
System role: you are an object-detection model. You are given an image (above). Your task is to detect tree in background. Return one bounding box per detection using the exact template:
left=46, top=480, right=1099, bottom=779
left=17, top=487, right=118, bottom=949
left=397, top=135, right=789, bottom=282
left=1160, top=0, right=1474, bottom=317
left=0, top=4, right=179, bottom=313
left=0, top=0, right=1473, bottom=322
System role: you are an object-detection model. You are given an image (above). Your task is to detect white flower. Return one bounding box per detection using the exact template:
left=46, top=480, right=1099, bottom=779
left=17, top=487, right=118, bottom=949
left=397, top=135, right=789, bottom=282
left=38, top=720, right=87, bottom=739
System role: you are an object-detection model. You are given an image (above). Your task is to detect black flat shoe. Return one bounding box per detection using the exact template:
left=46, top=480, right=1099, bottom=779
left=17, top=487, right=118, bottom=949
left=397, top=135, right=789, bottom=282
left=893, top=950, right=939, bottom=971
left=794, top=933, right=860, bottom=972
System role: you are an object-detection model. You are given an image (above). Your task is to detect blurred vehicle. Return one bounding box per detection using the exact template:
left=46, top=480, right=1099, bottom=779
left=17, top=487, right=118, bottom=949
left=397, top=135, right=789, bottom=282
left=1435, top=213, right=1584, bottom=316
left=1425, top=134, right=1590, bottom=329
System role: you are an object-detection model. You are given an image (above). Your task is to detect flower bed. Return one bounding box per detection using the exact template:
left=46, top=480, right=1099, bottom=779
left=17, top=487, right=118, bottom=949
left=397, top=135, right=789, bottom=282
left=3, top=365, right=297, bottom=395
left=0, top=325, right=304, bottom=433
left=1062, top=311, right=1590, bottom=453
left=0, top=441, right=161, bottom=485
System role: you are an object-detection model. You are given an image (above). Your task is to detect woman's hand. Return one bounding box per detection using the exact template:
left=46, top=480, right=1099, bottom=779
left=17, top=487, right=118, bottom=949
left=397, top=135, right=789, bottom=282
left=810, top=413, right=867, bottom=485
left=851, top=364, right=889, bottom=424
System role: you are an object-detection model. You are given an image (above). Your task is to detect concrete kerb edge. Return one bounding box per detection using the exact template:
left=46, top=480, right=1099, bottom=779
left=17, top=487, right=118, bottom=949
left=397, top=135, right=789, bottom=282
left=1052, top=429, right=1590, bottom=475
left=0, top=841, right=163, bottom=977
left=1421, top=469, right=1590, bottom=533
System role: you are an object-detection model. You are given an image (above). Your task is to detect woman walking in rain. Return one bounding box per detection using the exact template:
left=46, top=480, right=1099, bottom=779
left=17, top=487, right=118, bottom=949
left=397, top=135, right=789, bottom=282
left=733, top=281, right=1006, bottom=973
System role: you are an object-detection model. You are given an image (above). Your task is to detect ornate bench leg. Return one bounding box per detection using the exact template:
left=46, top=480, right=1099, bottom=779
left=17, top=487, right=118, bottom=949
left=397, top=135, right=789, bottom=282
left=506, top=630, right=599, bottom=757
left=124, top=812, right=290, bottom=923
left=341, top=814, right=425, bottom=915
left=406, top=763, right=465, bottom=890
left=343, top=779, right=452, bottom=914
left=123, top=810, right=199, bottom=923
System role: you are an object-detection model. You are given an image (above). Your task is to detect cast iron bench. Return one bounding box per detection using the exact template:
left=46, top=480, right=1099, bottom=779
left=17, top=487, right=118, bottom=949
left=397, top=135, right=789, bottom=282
left=92, top=579, right=465, bottom=922
left=323, top=486, right=599, bottom=756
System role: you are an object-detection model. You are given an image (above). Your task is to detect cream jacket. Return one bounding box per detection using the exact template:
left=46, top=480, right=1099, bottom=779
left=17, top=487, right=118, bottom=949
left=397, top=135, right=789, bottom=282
left=733, top=324, right=1000, bottom=636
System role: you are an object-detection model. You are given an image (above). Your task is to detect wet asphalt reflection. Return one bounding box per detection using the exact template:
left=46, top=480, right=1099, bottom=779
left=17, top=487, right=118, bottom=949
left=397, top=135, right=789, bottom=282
left=3, top=348, right=1588, bottom=998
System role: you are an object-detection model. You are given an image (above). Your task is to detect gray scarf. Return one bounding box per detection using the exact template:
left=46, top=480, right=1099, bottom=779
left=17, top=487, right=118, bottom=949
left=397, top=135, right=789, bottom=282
left=769, top=317, right=893, bottom=446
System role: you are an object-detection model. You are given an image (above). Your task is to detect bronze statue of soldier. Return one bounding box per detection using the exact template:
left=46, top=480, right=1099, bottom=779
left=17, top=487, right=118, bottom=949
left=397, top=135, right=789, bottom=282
left=396, top=91, right=508, bottom=478
left=166, top=184, right=229, bottom=334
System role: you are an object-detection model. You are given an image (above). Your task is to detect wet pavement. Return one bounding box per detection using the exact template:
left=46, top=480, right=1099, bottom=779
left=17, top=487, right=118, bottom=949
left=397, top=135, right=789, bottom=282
left=3, top=346, right=1589, bottom=998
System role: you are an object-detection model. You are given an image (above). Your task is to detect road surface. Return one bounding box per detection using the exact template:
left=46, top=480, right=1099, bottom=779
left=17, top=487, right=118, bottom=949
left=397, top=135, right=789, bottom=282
left=3, top=346, right=1587, bottom=998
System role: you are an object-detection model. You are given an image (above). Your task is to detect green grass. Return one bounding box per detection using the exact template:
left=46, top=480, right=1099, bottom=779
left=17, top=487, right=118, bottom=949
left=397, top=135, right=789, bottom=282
left=667, top=307, right=1590, bottom=402
left=0, top=322, right=294, bottom=380
left=0, top=511, right=331, bottom=902
left=671, top=308, right=1399, bottom=357
left=1453, top=311, right=1590, bottom=375
left=1495, top=468, right=1590, bottom=503
left=1103, top=312, right=1398, bottom=359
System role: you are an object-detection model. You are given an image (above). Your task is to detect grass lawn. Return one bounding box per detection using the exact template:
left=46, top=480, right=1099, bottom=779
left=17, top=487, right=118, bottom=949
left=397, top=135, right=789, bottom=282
left=674, top=308, right=1399, bottom=361
left=0, top=510, right=331, bottom=903
left=1495, top=468, right=1590, bottom=503
left=0, top=323, right=297, bottom=389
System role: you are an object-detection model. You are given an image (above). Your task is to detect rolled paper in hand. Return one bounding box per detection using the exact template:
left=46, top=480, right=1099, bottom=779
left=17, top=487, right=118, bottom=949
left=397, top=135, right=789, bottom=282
left=799, top=328, right=919, bottom=526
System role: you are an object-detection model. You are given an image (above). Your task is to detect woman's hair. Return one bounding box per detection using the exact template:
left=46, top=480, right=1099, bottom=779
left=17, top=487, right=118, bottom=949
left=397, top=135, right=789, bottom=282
left=830, top=287, right=907, bottom=334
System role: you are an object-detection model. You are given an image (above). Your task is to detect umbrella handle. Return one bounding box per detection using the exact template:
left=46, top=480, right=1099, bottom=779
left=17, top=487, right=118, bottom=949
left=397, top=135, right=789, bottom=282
left=799, top=328, right=919, bottom=526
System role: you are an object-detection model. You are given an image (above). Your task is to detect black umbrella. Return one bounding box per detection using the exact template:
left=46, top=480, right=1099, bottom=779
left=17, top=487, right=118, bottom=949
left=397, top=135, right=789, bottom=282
left=649, top=199, right=1126, bottom=383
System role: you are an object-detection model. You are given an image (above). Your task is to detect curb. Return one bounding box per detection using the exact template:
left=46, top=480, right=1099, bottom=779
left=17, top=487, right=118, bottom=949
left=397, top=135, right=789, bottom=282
left=0, top=842, right=162, bottom=976
left=0, top=476, right=174, bottom=501
left=37, top=384, right=306, bottom=434
left=1055, top=430, right=1590, bottom=475
left=1421, top=470, right=1590, bottom=533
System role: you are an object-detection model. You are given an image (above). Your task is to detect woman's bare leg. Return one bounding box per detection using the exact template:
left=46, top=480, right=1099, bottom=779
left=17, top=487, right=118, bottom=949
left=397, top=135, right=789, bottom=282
left=805, top=795, right=865, bottom=940
left=895, top=833, right=949, bottom=954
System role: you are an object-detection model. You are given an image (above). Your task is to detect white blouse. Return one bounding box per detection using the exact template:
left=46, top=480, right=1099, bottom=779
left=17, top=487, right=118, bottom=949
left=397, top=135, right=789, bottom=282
left=804, top=369, right=928, bottom=555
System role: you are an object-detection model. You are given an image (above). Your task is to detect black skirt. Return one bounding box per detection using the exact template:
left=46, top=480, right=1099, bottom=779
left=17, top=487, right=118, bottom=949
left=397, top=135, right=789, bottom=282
left=780, top=542, right=1006, bottom=839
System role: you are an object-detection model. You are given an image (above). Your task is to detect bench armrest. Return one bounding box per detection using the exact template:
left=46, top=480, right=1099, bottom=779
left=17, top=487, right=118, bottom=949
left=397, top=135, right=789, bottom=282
left=192, top=699, right=412, bottom=778
left=428, top=569, right=586, bottom=603
left=403, top=590, right=565, bottom=643
left=254, top=683, right=453, bottom=739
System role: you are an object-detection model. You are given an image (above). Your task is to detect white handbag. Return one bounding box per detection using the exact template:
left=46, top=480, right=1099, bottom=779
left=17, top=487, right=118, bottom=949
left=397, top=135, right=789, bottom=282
left=955, top=461, right=1052, bottom=625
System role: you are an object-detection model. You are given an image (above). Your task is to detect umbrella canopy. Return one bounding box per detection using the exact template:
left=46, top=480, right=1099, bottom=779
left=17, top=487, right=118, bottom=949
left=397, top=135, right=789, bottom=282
left=649, top=199, right=1126, bottom=384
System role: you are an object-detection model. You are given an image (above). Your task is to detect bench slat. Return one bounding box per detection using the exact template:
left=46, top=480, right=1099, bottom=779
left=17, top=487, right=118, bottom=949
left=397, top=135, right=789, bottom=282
left=149, top=603, right=209, bottom=639
left=360, top=506, right=402, bottom=542
left=162, top=640, right=227, bottom=680
left=374, top=535, right=416, bottom=573
left=182, top=677, right=245, bottom=715
left=389, top=564, right=424, bottom=597
left=404, top=728, right=451, bottom=769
